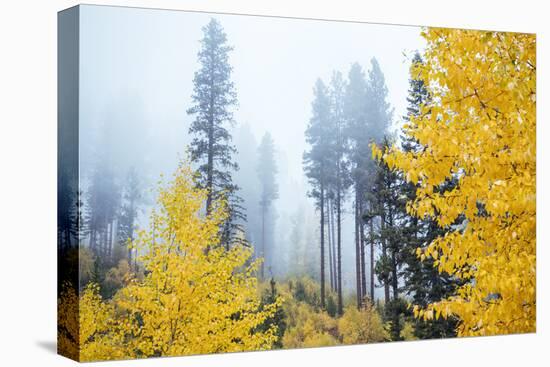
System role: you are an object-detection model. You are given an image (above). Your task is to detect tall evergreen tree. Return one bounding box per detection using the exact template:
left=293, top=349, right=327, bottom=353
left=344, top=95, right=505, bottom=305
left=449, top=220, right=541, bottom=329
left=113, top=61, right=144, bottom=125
left=303, top=79, right=333, bottom=309
left=187, top=18, right=244, bottom=248
left=370, top=136, right=408, bottom=340
left=257, top=132, right=279, bottom=279
left=371, top=137, right=404, bottom=304
left=368, top=53, right=461, bottom=340
left=366, top=58, right=393, bottom=141
left=397, top=52, right=461, bottom=339
left=344, top=63, right=370, bottom=307
left=363, top=57, right=393, bottom=305
left=328, top=71, right=352, bottom=315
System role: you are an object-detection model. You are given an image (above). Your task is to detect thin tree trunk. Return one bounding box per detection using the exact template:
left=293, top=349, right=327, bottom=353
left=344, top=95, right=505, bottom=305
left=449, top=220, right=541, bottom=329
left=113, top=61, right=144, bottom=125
left=337, top=184, right=343, bottom=316
left=261, top=204, right=266, bottom=279
left=381, top=212, right=390, bottom=304
left=359, top=199, right=367, bottom=302
left=355, top=191, right=362, bottom=309
left=389, top=211, right=399, bottom=300
left=102, top=229, right=107, bottom=259
left=330, top=199, right=337, bottom=295
left=327, top=198, right=334, bottom=291
left=320, top=180, right=326, bottom=309
left=369, top=218, right=375, bottom=302
left=99, top=230, right=103, bottom=257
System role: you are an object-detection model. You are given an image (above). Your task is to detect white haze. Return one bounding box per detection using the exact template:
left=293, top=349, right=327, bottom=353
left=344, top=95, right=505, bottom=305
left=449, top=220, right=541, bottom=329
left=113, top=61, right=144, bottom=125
left=79, top=5, right=425, bottom=293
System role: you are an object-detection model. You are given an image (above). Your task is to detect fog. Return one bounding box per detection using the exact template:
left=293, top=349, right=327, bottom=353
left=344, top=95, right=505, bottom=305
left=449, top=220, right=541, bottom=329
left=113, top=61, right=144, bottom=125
left=78, top=5, right=425, bottom=293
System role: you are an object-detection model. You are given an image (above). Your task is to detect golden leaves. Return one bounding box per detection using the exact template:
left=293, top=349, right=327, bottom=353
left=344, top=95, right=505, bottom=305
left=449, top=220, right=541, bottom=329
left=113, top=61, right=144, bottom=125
left=69, top=161, right=280, bottom=361
left=380, top=28, right=536, bottom=336
left=338, top=304, right=389, bottom=344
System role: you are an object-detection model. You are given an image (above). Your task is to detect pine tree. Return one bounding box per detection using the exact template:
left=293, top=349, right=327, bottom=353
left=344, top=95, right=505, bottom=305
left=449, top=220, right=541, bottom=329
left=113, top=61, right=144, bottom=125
left=328, top=71, right=351, bottom=315
left=371, top=136, right=408, bottom=340
left=187, top=18, right=244, bottom=248
left=257, top=132, right=279, bottom=279
left=344, top=63, right=370, bottom=307
left=366, top=58, right=393, bottom=141
left=364, top=58, right=393, bottom=305
left=370, top=137, right=404, bottom=303
left=397, top=52, right=460, bottom=339
left=369, top=53, right=462, bottom=340
left=303, top=79, right=333, bottom=309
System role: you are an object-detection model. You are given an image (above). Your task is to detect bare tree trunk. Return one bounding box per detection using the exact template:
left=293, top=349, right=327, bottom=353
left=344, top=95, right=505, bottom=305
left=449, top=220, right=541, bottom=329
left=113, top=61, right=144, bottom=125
left=320, top=180, right=326, bottom=309
left=369, top=218, right=375, bottom=302
left=381, top=213, right=390, bottom=304
left=327, top=198, right=334, bottom=291
left=389, top=211, right=399, bottom=300
left=337, top=184, right=343, bottom=316
left=359, top=199, right=367, bottom=302
left=261, top=204, right=266, bottom=279
left=330, top=200, right=337, bottom=295
left=355, top=191, right=362, bottom=309
left=102, top=229, right=107, bottom=259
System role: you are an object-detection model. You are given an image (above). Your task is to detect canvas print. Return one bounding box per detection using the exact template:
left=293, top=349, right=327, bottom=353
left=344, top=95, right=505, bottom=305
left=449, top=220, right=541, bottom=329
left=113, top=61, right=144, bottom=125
left=57, top=4, right=536, bottom=362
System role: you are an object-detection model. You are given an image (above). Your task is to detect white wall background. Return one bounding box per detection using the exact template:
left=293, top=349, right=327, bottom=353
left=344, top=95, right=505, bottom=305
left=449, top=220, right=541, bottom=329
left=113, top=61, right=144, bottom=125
left=0, top=1, right=547, bottom=366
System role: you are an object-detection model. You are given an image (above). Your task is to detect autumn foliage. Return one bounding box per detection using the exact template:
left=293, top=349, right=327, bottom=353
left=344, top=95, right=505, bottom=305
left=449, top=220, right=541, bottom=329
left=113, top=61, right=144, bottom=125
left=60, top=162, right=281, bottom=361
left=57, top=24, right=537, bottom=362
left=375, top=28, right=536, bottom=336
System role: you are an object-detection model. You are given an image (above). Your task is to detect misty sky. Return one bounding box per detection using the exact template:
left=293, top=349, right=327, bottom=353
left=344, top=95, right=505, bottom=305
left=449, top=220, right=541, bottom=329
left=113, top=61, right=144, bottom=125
left=79, top=5, right=425, bottom=182
left=79, top=5, right=426, bottom=289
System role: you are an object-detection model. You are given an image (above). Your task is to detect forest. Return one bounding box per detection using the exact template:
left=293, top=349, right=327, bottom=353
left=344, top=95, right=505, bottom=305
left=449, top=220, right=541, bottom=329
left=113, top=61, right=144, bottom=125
left=58, top=16, right=536, bottom=362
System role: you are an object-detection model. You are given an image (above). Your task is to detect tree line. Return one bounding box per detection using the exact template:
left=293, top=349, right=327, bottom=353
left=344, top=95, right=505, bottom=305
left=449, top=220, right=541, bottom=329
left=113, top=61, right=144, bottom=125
left=58, top=18, right=535, bottom=357
left=303, top=53, right=462, bottom=339
left=58, top=18, right=281, bottom=291
left=303, top=59, right=391, bottom=315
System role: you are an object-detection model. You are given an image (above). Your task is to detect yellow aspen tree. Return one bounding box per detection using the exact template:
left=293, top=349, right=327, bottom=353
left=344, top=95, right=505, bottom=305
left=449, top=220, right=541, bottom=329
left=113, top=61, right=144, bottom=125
left=79, top=284, right=126, bottom=361
left=338, top=304, right=389, bottom=344
left=71, top=162, right=280, bottom=361
left=57, top=284, right=80, bottom=360
left=375, top=28, right=536, bottom=336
